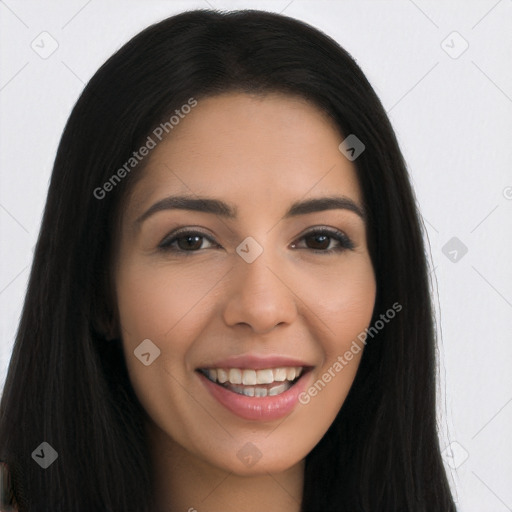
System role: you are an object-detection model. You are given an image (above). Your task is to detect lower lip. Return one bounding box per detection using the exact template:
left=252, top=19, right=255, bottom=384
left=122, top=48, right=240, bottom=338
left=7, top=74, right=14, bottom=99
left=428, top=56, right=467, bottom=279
left=198, top=371, right=310, bottom=421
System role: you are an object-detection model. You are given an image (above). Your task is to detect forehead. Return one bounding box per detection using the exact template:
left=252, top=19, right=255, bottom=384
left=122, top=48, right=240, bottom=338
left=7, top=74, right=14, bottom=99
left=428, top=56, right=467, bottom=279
left=124, top=92, right=362, bottom=220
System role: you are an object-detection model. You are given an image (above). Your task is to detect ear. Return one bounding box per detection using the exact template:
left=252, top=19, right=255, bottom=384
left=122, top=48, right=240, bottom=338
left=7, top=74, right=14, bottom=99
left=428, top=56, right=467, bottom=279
left=91, top=265, right=121, bottom=341
left=91, top=287, right=120, bottom=341
left=99, top=312, right=120, bottom=341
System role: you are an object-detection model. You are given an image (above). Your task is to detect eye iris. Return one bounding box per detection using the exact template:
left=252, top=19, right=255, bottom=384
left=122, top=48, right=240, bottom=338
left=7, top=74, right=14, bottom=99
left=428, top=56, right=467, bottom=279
left=177, top=235, right=203, bottom=251
left=306, top=233, right=330, bottom=250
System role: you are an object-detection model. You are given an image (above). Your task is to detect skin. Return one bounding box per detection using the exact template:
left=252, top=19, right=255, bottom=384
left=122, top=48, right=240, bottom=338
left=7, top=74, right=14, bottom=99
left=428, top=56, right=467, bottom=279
left=113, top=92, right=376, bottom=512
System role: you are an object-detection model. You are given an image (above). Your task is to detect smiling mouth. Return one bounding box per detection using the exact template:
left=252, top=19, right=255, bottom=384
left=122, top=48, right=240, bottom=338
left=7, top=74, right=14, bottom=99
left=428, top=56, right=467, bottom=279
left=197, top=366, right=310, bottom=397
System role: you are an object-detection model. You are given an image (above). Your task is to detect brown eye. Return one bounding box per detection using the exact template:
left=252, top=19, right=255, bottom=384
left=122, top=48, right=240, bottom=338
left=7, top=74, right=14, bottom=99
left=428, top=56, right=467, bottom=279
left=159, top=230, right=218, bottom=253
left=304, top=233, right=331, bottom=250
left=176, top=235, right=204, bottom=251
left=291, top=228, right=354, bottom=254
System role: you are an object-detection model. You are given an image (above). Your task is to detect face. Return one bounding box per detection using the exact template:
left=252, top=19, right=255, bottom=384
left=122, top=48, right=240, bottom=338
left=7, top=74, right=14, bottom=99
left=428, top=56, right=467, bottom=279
left=114, top=92, right=376, bottom=478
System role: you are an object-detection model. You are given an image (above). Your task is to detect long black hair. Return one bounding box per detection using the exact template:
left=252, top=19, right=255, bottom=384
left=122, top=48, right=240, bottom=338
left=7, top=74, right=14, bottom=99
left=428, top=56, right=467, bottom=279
left=0, top=9, right=455, bottom=511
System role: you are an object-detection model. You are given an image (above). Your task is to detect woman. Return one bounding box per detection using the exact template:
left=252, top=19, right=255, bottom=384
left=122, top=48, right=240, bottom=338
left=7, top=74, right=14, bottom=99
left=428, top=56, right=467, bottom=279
left=0, top=9, right=456, bottom=511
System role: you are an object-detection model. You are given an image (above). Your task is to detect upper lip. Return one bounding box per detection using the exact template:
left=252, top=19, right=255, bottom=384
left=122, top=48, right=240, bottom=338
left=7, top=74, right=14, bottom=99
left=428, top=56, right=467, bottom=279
left=197, top=354, right=313, bottom=370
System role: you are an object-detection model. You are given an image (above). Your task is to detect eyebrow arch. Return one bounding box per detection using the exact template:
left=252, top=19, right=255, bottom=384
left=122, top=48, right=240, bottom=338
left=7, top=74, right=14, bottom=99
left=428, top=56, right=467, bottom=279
left=135, top=194, right=365, bottom=225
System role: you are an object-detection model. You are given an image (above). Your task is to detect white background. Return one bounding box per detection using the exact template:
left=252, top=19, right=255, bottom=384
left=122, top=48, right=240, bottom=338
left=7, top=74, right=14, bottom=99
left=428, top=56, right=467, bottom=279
left=1, top=1, right=511, bottom=510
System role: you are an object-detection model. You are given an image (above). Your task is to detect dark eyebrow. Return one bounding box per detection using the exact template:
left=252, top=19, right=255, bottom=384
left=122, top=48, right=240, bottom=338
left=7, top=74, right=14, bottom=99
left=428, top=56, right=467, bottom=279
left=285, top=196, right=365, bottom=220
left=135, top=194, right=365, bottom=225
left=135, top=196, right=237, bottom=225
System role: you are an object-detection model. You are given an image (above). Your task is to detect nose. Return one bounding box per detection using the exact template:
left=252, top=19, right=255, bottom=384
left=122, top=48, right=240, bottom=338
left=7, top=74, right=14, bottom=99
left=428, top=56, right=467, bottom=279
left=222, top=248, right=298, bottom=334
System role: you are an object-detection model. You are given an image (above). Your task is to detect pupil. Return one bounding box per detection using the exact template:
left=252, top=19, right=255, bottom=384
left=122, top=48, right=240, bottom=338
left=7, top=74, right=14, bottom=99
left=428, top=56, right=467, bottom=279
left=179, top=235, right=202, bottom=250
left=308, top=234, right=329, bottom=250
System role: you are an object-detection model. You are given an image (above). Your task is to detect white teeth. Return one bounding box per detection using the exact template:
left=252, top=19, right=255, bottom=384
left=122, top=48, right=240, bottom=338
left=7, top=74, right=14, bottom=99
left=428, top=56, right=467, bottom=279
left=241, top=369, right=257, bottom=385
left=256, top=369, right=274, bottom=384
left=202, top=366, right=305, bottom=386
left=286, top=367, right=296, bottom=380
left=226, top=381, right=292, bottom=397
left=228, top=368, right=242, bottom=384
left=255, top=387, right=267, bottom=397
left=242, top=387, right=255, bottom=397
left=268, top=382, right=288, bottom=396
left=217, top=368, right=228, bottom=383
left=273, top=368, right=287, bottom=382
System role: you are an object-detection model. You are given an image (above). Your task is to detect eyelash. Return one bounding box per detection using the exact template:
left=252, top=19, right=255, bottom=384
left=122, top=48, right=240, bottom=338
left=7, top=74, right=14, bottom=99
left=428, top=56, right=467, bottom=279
left=158, top=227, right=355, bottom=256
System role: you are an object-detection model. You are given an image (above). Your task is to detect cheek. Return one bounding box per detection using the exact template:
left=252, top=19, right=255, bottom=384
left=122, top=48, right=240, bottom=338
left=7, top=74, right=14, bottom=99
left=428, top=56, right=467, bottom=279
left=114, top=259, right=230, bottom=410
left=292, top=270, right=375, bottom=442
left=295, top=256, right=376, bottom=411
left=114, top=259, right=228, bottom=424
left=115, top=259, right=228, bottom=344
left=300, top=255, right=376, bottom=344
